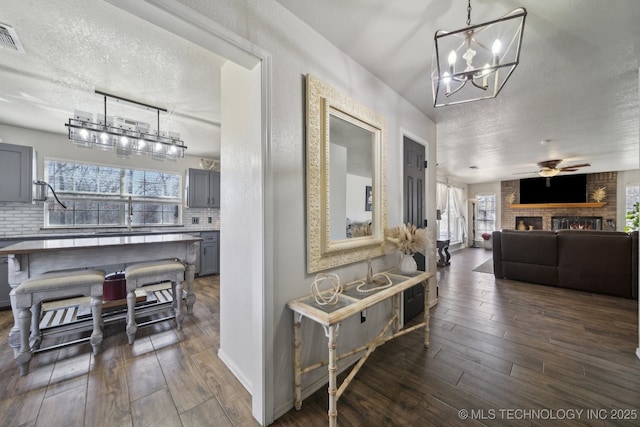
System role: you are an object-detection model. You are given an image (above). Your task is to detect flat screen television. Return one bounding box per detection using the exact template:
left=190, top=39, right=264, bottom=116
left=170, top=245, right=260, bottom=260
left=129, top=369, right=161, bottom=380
left=519, top=174, right=587, bottom=204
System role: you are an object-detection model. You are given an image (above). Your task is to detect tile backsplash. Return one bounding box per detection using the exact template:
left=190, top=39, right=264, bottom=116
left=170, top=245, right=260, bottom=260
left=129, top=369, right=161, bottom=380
left=0, top=202, right=220, bottom=238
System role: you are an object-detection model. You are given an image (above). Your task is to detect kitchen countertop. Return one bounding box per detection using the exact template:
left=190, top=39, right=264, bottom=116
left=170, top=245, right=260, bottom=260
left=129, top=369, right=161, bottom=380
left=0, top=229, right=219, bottom=244
left=0, top=233, right=203, bottom=256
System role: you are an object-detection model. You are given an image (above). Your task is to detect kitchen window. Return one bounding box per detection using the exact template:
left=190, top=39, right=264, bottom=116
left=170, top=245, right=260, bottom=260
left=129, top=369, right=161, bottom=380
left=44, top=159, right=181, bottom=227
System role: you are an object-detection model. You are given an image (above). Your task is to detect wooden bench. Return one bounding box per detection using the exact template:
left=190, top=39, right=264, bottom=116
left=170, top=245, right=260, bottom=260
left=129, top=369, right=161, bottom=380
left=124, top=260, right=185, bottom=344
left=10, top=269, right=106, bottom=376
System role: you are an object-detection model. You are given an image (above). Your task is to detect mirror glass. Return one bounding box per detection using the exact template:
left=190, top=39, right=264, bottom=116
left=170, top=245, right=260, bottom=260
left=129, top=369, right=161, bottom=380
left=329, top=112, right=373, bottom=240
left=306, top=74, right=387, bottom=273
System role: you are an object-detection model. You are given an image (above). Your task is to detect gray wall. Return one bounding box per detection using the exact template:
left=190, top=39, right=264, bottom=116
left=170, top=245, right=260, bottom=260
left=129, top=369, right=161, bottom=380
left=170, top=0, right=437, bottom=422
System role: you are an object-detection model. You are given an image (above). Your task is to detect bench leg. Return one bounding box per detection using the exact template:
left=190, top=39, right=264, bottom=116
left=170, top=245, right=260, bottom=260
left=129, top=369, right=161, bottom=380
left=175, top=280, right=184, bottom=330
left=30, top=302, right=43, bottom=350
left=90, top=296, right=103, bottom=355
left=126, top=290, right=137, bottom=345
left=16, top=307, right=33, bottom=376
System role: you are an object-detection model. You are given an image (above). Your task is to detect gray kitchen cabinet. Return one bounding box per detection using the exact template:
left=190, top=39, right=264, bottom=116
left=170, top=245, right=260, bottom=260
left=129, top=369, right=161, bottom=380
left=188, top=169, right=220, bottom=208
left=0, top=143, right=32, bottom=203
left=0, top=255, right=9, bottom=308
left=0, top=241, right=11, bottom=308
left=199, top=231, right=219, bottom=275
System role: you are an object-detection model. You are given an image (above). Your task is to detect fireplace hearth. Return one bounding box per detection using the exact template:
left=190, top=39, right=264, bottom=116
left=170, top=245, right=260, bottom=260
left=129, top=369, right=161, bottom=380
left=552, top=216, right=602, bottom=231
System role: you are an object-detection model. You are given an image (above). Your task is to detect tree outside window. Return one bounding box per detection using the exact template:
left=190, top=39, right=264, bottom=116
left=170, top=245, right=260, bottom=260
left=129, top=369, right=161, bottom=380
left=45, top=160, right=181, bottom=227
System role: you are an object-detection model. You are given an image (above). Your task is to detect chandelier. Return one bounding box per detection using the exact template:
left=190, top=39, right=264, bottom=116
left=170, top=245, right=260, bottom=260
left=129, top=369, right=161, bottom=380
left=431, top=1, right=526, bottom=107
left=65, top=91, right=187, bottom=161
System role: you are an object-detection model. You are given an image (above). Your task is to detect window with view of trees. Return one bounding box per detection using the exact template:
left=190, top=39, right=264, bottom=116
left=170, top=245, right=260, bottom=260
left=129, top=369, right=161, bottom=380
left=475, top=194, right=496, bottom=237
left=44, top=160, right=181, bottom=227
left=625, top=184, right=640, bottom=231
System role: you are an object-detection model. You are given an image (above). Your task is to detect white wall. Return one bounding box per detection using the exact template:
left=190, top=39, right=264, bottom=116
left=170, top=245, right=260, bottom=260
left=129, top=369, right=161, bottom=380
left=219, top=61, right=263, bottom=397
left=170, top=1, right=436, bottom=422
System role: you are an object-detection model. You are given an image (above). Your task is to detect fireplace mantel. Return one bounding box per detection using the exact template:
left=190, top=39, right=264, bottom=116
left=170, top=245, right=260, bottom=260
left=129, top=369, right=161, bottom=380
left=509, top=202, right=606, bottom=209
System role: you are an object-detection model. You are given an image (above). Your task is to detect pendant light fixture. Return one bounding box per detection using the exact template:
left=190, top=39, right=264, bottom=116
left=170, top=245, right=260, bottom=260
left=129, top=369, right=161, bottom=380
left=65, top=91, right=187, bottom=161
left=431, top=1, right=526, bottom=107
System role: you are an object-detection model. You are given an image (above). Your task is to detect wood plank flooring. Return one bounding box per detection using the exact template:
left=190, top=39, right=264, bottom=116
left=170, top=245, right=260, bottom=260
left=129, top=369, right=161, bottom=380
left=0, top=275, right=258, bottom=427
left=0, top=248, right=638, bottom=426
left=275, top=249, right=640, bottom=427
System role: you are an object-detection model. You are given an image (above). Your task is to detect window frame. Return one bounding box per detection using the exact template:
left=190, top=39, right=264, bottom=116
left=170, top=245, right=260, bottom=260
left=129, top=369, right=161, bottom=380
left=475, top=193, right=497, bottom=238
left=43, top=157, right=183, bottom=229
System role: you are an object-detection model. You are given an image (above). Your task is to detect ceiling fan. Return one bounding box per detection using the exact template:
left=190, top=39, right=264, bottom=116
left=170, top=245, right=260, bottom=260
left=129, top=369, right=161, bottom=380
left=517, top=159, right=591, bottom=186
left=535, top=159, right=591, bottom=177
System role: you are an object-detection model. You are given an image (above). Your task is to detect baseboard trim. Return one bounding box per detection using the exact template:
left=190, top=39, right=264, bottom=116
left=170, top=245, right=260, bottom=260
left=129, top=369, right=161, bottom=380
left=217, top=347, right=253, bottom=394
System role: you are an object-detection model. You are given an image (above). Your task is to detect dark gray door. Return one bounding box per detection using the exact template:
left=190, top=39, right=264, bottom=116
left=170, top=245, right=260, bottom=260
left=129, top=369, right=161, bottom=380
left=403, top=136, right=426, bottom=323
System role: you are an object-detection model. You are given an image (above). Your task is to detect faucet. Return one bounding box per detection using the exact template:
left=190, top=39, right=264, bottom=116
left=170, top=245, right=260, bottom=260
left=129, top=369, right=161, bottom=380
left=128, top=196, right=133, bottom=232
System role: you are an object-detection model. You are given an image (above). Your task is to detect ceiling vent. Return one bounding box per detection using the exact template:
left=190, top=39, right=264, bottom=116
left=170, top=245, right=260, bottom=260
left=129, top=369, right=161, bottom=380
left=0, top=23, right=25, bottom=54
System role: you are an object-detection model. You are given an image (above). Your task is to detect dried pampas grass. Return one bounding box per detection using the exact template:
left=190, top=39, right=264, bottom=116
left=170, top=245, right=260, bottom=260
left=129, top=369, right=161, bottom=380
left=350, top=223, right=372, bottom=237
left=386, top=223, right=429, bottom=255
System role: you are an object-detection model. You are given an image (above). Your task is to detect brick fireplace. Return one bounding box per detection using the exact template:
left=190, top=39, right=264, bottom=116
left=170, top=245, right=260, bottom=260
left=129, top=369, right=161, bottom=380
left=501, top=172, right=617, bottom=231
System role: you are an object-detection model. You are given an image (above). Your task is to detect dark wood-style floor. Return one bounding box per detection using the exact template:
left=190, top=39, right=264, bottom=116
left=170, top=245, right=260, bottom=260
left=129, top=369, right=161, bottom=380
left=0, top=249, right=639, bottom=426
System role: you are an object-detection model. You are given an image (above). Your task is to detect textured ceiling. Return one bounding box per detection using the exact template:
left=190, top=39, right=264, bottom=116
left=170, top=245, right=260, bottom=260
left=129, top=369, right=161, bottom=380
left=0, top=1, right=638, bottom=183
left=0, top=0, right=225, bottom=158
left=278, top=0, right=640, bottom=183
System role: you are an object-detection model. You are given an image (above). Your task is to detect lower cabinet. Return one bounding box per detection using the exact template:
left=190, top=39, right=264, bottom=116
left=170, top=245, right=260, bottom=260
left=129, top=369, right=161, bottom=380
left=199, top=231, right=219, bottom=276
left=0, top=241, right=11, bottom=309
left=0, top=255, right=9, bottom=309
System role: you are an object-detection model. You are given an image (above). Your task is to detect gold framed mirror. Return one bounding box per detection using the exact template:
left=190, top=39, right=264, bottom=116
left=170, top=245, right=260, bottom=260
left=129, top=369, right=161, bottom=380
left=306, top=74, right=387, bottom=273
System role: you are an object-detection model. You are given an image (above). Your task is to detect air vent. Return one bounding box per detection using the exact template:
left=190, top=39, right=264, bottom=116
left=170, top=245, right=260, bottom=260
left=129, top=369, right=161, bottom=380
left=0, top=23, right=25, bottom=54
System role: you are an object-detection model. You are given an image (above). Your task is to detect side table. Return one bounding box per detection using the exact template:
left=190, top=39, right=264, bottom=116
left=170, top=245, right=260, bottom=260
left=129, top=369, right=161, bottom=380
left=437, top=239, right=451, bottom=267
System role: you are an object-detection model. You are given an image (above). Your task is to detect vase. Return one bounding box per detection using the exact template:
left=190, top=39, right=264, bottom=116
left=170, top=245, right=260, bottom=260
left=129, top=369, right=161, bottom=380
left=517, top=220, right=526, bottom=230
left=399, top=253, right=417, bottom=274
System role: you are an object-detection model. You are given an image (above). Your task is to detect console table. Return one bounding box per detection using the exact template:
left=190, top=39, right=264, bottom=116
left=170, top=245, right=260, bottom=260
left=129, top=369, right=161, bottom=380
left=0, top=234, right=201, bottom=353
left=288, top=269, right=433, bottom=427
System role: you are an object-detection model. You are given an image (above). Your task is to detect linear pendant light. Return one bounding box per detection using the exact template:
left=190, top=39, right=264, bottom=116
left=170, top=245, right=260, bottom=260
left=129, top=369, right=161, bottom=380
left=65, top=91, right=187, bottom=161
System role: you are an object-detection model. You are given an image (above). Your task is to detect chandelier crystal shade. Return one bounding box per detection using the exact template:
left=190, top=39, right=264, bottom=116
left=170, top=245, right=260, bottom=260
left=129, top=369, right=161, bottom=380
left=65, top=91, right=186, bottom=161
left=431, top=3, right=526, bottom=107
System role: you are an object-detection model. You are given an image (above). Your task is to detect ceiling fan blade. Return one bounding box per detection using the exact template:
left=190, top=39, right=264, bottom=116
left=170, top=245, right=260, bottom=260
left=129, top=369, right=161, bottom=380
left=560, top=163, right=591, bottom=170
left=513, top=171, right=538, bottom=175
left=560, top=168, right=579, bottom=172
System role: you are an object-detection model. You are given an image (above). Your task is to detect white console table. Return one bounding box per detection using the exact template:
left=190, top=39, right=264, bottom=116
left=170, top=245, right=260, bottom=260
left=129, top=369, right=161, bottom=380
left=288, top=269, right=433, bottom=427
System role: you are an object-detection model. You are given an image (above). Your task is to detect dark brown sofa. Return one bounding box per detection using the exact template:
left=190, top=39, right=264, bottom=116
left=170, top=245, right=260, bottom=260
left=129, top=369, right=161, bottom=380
left=492, top=230, right=638, bottom=299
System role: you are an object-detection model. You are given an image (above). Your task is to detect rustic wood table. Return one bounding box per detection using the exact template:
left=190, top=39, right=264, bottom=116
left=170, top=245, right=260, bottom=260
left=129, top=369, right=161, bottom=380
left=0, top=233, right=201, bottom=354
left=288, top=268, right=433, bottom=427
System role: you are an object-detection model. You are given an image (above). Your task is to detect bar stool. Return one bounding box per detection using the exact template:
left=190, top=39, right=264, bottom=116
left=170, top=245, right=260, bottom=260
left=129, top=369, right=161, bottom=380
left=10, top=269, right=106, bottom=376
left=124, top=260, right=185, bottom=344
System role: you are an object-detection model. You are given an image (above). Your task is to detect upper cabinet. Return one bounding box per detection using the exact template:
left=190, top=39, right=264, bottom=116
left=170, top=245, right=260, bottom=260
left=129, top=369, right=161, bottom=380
left=0, top=143, right=33, bottom=203
left=187, top=169, right=220, bottom=208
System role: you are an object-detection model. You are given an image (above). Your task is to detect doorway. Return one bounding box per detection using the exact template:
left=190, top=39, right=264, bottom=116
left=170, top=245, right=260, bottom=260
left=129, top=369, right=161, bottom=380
left=104, top=1, right=272, bottom=424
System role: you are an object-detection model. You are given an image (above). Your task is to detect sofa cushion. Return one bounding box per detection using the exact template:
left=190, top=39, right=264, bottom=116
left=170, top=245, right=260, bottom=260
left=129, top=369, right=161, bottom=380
left=502, top=261, right=559, bottom=286
left=500, top=231, right=558, bottom=286
left=501, top=230, right=558, bottom=266
left=557, top=231, right=632, bottom=298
